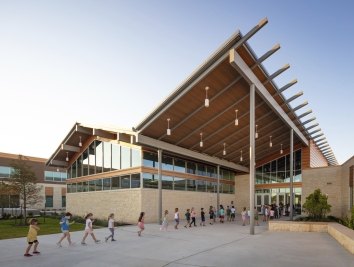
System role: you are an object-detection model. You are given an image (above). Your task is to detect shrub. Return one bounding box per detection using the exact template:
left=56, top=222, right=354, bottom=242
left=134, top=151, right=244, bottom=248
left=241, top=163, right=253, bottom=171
left=303, top=189, right=331, bottom=221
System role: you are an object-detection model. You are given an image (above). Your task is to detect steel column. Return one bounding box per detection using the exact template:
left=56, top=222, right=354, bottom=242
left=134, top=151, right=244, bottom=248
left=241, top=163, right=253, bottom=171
left=250, top=84, right=255, bottom=235
left=217, top=165, right=220, bottom=214
left=157, top=149, right=162, bottom=224
left=290, top=129, right=294, bottom=220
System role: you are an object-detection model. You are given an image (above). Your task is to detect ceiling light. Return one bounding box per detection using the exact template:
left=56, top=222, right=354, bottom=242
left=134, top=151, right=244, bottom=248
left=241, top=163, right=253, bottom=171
left=255, top=125, right=259, bottom=139
left=235, top=109, right=239, bottom=126
left=167, top=118, right=171, bottom=136
left=79, top=136, right=82, bottom=147
left=240, top=150, right=243, bottom=162
left=66, top=152, right=69, bottom=162
left=223, top=143, right=226, bottom=156
left=280, top=144, right=283, bottom=154
left=204, top=86, right=209, bottom=107
left=269, top=136, right=272, bottom=148
left=200, top=132, right=203, bottom=147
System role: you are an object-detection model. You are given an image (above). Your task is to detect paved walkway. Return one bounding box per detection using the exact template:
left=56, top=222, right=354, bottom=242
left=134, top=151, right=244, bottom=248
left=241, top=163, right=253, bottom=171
left=0, top=220, right=352, bottom=267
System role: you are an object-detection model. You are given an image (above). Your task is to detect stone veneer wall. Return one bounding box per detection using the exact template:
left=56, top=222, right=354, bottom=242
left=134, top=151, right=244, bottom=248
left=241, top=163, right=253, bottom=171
left=340, top=157, right=354, bottom=216
left=67, top=189, right=235, bottom=224
left=235, top=174, right=250, bottom=213
left=67, top=189, right=142, bottom=224
left=302, top=166, right=343, bottom=217
left=141, top=189, right=235, bottom=223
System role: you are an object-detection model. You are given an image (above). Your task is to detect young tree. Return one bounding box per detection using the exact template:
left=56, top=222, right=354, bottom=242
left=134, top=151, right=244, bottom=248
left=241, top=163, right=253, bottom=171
left=303, top=188, right=331, bottom=220
left=9, top=155, right=42, bottom=223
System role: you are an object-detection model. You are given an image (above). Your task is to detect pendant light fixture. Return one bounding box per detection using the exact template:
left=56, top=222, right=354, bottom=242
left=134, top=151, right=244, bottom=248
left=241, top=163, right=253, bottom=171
left=240, top=150, right=243, bottom=162
left=79, top=136, right=82, bottom=147
left=166, top=118, right=171, bottom=136
left=255, top=125, right=259, bottom=139
left=66, top=152, right=69, bottom=162
left=204, top=86, right=210, bottom=107
left=235, top=109, right=239, bottom=126
left=280, top=144, right=283, bottom=154
left=200, top=132, right=203, bottom=147
left=223, top=143, right=226, bottom=156
left=269, top=136, right=273, bottom=148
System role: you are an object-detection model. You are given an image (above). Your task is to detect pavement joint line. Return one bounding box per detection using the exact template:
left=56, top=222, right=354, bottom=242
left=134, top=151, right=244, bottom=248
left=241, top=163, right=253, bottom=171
left=162, top=235, right=251, bottom=267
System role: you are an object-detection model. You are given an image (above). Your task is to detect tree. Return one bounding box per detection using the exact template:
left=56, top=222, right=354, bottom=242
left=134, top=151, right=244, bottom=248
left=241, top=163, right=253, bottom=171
left=303, top=189, right=331, bottom=220
left=9, top=155, right=42, bottom=223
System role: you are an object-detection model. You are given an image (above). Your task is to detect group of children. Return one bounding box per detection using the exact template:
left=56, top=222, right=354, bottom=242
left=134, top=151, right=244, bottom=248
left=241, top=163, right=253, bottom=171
left=24, top=204, right=257, bottom=257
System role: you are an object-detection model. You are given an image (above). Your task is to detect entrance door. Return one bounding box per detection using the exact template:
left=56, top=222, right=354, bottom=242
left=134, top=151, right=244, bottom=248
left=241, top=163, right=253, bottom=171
left=255, top=193, right=271, bottom=212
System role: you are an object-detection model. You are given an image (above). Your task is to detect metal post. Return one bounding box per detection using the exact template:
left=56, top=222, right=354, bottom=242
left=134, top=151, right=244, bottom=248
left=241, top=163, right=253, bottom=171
left=250, top=84, right=255, bottom=235
left=157, top=149, right=162, bottom=224
left=217, top=165, right=220, bottom=213
left=290, top=129, right=294, bottom=220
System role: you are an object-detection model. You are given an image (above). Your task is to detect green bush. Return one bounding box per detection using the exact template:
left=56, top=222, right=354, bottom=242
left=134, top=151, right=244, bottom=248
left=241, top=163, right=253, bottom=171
left=302, top=189, right=331, bottom=221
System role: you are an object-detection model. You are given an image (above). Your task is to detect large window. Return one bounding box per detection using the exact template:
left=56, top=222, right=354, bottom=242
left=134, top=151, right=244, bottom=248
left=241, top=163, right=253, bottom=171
left=103, top=142, right=111, bottom=172
left=142, top=173, right=157, bottom=188
left=44, top=171, right=67, bottom=182
left=256, top=149, right=302, bottom=184
left=121, top=147, right=131, bottom=169
left=45, top=196, right=53, bottom=208
left=143, top=151, right=158, bottom=168
left=112, top=144, right=120, bottom=170
left=95, top=141, right=103, bottom=173
left=131, top=173, right=141, bottom=188
left=62, top=196, right=66, bottom=208
left=162, top=175, right=173, bottom=190
left=0, top=166, right=12, bottom=178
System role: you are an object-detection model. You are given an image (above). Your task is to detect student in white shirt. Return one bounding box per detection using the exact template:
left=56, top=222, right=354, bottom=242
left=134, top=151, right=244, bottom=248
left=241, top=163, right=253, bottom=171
left=105, top=213, right=116, bottom=242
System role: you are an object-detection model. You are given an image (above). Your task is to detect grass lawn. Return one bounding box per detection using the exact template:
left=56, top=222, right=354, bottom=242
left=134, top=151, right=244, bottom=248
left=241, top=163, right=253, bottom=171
left=0, top=217, right=99, bottom=240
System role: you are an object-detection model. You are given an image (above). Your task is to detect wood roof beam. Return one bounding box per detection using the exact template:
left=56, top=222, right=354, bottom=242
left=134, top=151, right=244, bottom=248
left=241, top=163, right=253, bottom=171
left=229, top=50, right=308, bottom=146
left=61, top=144, right=80, bottom=153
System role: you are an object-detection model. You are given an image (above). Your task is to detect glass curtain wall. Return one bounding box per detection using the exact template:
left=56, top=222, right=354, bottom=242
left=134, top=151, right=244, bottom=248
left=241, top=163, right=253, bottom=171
left=68, top=140, right=141, bottom=179
left=256, top=149, right=302, bottom=184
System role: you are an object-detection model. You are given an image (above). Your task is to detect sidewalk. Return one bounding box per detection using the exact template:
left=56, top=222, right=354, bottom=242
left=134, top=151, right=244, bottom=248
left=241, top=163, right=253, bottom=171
left=0, top=220, right=352, bottom=267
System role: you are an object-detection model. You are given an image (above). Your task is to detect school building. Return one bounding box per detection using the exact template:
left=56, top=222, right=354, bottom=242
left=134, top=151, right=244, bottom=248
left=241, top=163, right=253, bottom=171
left=46, top=19, right=353, bottom=227
left=0, top=152, right=67, bottom=212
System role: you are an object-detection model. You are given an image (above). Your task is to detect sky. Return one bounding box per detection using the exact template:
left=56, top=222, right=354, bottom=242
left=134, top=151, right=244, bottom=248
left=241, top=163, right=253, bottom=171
left=0, top=0, right=353, bottom=164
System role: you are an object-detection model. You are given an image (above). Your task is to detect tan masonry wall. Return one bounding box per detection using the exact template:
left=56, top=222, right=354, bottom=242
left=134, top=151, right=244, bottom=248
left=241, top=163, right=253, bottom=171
left=66, top=189, right=142, bottom=224
left=302, top=166, right=343, bottom=217
left=235, top=174, right=250, bottom=213
left=141, top=189, right=235, bottom=223
left=66, top=189, right=235, bottom=224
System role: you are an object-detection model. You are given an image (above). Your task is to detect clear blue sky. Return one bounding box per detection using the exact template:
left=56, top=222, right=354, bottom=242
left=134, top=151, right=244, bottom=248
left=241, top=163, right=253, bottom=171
left=0, top=0, right=353, bottom=164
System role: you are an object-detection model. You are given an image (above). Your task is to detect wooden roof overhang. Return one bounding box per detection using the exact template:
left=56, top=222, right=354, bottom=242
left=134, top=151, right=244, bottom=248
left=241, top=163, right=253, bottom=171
left=46, top=123, right=133, bottom=168
left=135, top=19, right=337, bottom=171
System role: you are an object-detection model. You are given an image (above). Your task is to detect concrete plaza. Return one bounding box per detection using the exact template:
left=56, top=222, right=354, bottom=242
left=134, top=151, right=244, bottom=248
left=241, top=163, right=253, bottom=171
left=0, top=220, right=352, bottom=267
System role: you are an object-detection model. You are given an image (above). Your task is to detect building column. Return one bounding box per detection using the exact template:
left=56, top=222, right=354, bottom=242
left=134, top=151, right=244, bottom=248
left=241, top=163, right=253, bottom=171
left=290, top=129, right=294, bottom=220
left=249, top=84, right=255, bottom=235
left=157, top=149, right=163, bottom=224
left=217, top=165, right=220, bottom=212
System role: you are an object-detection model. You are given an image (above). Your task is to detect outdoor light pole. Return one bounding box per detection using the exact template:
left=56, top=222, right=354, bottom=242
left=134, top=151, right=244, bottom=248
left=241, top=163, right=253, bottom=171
left=157, top=149, right=163, bottom=225
left=249, top=84, right=255, bottom=235
left=290, top=129, right=294, bottom=220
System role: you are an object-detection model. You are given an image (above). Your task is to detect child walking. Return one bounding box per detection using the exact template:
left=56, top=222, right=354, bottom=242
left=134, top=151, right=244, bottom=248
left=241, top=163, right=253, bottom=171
left=209, top=206, right=214, bottom=225
left=105, top=213, right=116, bottom=242
left=138, top=212, right=145, bottom=236
left=189, top=207, right=197, bottom=227
left=219, top=205, right=225, bottom=223
left=24, top=218, right=40, bottom=257
left=160, top=210, right=169, bottom=231
left=200, top=208, right=206, bottom=226
left=241, top=207, right=247, bottom=226
left=81, top=213, right=100, bottom=245
left=57, top=212, right=75, bottom=247
left=174, top=208, right=180, bottom=229
left=184, top=209, right=191, bottom=228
